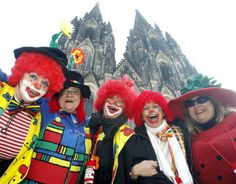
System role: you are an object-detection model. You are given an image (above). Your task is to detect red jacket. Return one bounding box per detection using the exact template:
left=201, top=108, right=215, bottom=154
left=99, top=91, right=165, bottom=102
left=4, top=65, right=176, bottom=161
left=192, top=112, right=236, bottom=184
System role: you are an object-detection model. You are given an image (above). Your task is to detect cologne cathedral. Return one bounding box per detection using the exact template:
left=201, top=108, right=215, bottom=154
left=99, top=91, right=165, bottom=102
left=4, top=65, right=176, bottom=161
left=57, top=3, right=198, bottom=115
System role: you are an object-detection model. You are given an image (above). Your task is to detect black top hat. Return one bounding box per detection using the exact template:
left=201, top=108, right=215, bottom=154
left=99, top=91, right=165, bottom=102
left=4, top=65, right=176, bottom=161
left=14, top=46, right=68, bottom=68
left=64, top=71, right=91, bottom=98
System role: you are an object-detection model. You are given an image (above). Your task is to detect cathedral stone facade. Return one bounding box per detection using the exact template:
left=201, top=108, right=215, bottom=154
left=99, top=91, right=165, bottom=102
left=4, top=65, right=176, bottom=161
left=58, top=3, right=198, bottom=115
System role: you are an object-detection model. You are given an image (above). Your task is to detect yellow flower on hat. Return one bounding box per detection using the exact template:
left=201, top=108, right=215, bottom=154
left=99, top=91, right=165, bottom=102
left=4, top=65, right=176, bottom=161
left=60, top=20, right=74, bottom=38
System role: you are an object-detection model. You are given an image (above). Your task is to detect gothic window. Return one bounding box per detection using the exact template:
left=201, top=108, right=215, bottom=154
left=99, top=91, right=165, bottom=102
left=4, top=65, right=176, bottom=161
left=150, top=38, right=159, bottom=50
left=84, top=49, right=92, bottom=71
left=160, top=63, right=172, bottom=84
left=85, top=29, right=95, bottom=40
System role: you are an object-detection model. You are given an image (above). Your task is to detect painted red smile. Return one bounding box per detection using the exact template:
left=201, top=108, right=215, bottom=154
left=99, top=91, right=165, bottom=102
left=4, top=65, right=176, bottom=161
left=26, top=87, right=40, bottom=98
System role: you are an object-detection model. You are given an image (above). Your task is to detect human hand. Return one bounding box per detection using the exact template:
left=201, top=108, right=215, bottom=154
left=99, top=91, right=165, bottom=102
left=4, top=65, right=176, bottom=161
left=130, top=160, right=158, bottom=179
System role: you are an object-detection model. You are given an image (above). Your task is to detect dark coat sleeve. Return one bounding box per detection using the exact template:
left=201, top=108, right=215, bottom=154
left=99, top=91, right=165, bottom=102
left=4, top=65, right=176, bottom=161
left=114, top=134, right=173, bottom=184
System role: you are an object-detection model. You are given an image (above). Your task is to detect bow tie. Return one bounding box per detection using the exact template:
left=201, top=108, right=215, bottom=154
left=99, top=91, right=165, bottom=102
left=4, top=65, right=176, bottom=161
left=59, top=110, right=70, bottom=118
left=8, top=99, right=40, bottom=117
left=156, top=125, right=173, bottom=142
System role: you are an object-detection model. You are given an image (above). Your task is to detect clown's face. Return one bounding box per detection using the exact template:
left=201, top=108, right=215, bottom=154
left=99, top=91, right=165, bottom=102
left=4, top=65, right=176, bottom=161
left=142, top=102, right=164, bottom=128
left=103, top=96, right=124, bottom=118
left=15, top=72, right=49, bottom=103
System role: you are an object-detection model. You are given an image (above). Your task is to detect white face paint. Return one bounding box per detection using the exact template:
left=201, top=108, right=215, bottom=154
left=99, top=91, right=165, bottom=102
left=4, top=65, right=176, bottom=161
left=16, top=73, right=49, bottom=103
left=142, top=102, right=164, bottom=128
left=103, top=96, right=124, bottom=118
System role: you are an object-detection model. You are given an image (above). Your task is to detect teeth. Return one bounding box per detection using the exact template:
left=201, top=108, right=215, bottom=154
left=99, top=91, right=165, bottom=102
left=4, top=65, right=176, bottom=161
left=149, top=114, right=157, bottom=118
left=30, top=89, right=37, bottom=94
left=196, top=109, right=204, bottom=114
left=66, top=100, right=73, bottom=102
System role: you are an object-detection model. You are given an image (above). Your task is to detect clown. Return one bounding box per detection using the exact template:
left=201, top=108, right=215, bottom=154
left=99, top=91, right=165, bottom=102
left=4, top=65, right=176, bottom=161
left=22, top=70, right=91, bottom=184
left=130, top=90, right=194, bottom=184
left=87, top=76, right=172, bottom=184
left=0, top=47, right=67, bottom=183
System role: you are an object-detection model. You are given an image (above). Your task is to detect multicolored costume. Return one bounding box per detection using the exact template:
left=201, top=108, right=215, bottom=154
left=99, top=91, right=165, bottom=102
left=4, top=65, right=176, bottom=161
left=0, top=82, right=41, bottom=183
left=21, top=70, right=92, bottom=184
left=23, top=100, right=91, bottom=184
left=0, top=46, right=67, bottom=183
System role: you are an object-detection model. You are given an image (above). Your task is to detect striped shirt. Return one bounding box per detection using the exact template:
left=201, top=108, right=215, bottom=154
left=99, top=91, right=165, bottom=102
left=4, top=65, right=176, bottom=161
left=0, top=109, right=31, bottom=159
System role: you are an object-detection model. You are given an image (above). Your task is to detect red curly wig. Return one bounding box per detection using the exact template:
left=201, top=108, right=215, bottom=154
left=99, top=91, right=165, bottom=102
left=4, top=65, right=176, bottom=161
left=8, top=52, right=65, bottom=98
left=94, top=75, right=138, bottom=119
left=133, top=90, right=175, bottom=127
left=49, top=96, right=86, bottom=123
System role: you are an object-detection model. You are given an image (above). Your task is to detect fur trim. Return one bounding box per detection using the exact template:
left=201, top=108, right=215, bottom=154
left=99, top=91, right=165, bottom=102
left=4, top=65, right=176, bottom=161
left=94, top=75, right=137, bottom=119
left=8, top=52, right=65, bottom=98
left=133, top=90, right=174, bottom=126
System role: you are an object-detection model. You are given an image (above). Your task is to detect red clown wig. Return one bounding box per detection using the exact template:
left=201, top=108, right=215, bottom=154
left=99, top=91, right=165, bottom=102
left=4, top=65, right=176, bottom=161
left=133, top=90, right=175, bottom=127
left=49, top=96, right=86, bottom=123
left=8, top=52, right=66, bottom=98
left=94, top=75, right=138, bottom=119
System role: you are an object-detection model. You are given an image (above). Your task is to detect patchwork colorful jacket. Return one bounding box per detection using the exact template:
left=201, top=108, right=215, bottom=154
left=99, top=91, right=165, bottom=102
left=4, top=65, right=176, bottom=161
left=0, top=82, right=41, bottom=183
left=22, top=100, right=91, bottom=184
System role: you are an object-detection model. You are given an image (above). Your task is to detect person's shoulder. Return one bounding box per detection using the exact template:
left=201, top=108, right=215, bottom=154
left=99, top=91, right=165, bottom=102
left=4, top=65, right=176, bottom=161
left=171, top=118, right=188, bottom=129
left=226, top=111, right=236, bottom=118
left=0, top=69, right=8, bottom=82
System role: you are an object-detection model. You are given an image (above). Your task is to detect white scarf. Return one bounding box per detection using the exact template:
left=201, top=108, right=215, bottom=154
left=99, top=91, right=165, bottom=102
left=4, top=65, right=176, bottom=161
left=145, top=120, right=193, bottom=184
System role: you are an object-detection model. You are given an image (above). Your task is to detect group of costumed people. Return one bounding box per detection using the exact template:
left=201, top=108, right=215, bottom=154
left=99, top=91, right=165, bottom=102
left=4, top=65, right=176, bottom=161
left=0, top=46, right=236, bottom=184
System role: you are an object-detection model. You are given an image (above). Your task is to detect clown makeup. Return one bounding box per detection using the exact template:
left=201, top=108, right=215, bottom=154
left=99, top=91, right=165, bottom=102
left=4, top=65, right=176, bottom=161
left=103, top=96, right=124, bottom=118
left=15, top=72, right=49, bottom=103
left=142, top=102, right=164, bottom=128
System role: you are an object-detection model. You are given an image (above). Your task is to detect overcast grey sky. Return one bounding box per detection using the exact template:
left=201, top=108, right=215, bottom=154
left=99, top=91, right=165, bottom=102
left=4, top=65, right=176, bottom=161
left=0, top=0, right=235, bottom=90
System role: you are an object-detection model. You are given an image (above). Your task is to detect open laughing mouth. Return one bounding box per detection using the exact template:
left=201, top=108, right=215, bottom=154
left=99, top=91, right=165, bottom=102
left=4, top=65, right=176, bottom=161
left=65, top=99, right=74, bottom=103
left=146, top=114, right=159, bottom=123
left=26, top=87, right=41, bottom=98
left=107, top=105, right=119, bottom=113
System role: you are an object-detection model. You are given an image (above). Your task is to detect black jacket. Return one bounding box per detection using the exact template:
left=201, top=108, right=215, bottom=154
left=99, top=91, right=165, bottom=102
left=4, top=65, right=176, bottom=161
left=89, top=112, right=173, bottom=184
left=134, top=118, right=196, bottom=183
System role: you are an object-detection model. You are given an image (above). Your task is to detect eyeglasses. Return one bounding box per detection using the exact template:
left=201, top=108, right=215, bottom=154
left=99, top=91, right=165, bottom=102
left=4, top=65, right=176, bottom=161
left=61, top=90, right=80, bottom=96
left=184, top=96, right=209, bottom=108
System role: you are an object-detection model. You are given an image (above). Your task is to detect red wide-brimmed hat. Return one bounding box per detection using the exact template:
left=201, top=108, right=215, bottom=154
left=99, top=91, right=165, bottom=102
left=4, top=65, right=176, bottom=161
left=168, top=75, right=236, bottom=119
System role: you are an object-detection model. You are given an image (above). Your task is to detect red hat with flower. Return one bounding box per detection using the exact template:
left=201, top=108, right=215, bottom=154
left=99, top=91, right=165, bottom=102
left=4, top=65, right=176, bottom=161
left=94, top=75, right=138, bottom=119
left=133, top=90, right=174, bottom=127
left=168, top=74, right=236, bottom=119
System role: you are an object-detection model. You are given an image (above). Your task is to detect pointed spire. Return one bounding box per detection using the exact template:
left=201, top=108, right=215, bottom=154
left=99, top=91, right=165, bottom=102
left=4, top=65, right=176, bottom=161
left=134, top=10, right=151, bottom=32
left=154, top=24, right=162, bottom=33
left=165, top=32, right=177, bottom=44
left=85, top=2, right=103, bottom=22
